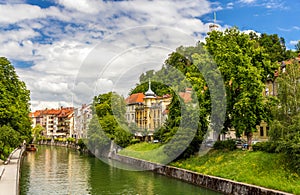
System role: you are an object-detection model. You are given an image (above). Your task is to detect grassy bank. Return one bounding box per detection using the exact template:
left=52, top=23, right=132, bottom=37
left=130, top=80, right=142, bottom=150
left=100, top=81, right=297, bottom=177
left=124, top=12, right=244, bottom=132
left=118, top=142, right=168, bottom=163
left=119, top=143, right=300, bottom=194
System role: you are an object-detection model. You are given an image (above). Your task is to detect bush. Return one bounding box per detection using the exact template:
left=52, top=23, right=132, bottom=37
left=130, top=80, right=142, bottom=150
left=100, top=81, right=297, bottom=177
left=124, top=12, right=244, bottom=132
left=67, top=137, right=76, bottom=143
left=77, top=139, right=86, bottom=150
left=130, top=138, right=140, bottom=144
left=252, top=141, right=277, bottom=153
left=213, top=139, right=236, bottom=151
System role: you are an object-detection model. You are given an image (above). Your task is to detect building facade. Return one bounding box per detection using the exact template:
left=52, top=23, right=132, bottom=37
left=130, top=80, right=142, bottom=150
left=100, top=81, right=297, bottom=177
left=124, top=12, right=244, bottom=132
left=125, top=81, right=172, bottom=141
left=73, top=104, right=92, bottom=139
left=30, top=107, right=74, bottom=139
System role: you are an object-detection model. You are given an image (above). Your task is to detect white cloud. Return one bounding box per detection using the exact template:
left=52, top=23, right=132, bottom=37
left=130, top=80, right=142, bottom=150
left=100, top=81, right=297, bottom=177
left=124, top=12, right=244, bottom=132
left=226, top=2, right=234, bottom=9
left=278, top=26, right=300, bottom=32
left=56, top=0, right=108, bottom=14
left=0, top=0, right=216, bottom=111
left=290, top=40, right=299, bottom=45
left=0, top=4, right=45, bottom=23
left=239, top=0, right=256, bottom=4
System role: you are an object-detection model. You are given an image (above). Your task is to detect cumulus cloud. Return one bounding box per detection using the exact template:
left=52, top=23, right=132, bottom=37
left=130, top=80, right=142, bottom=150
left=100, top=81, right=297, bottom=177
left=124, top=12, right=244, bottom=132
left=0, top=0, right=215, bottom=111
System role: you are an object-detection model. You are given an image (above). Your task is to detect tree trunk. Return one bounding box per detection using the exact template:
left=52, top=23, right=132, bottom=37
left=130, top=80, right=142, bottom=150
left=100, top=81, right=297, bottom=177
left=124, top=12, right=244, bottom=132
left=246, top=132, right=253, bottom=150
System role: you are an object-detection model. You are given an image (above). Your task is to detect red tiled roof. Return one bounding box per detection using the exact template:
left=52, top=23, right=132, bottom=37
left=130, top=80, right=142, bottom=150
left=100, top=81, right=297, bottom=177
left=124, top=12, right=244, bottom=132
left=30, top=107, right=74, bottom=118
left=126, top=93, right=145, bottom=104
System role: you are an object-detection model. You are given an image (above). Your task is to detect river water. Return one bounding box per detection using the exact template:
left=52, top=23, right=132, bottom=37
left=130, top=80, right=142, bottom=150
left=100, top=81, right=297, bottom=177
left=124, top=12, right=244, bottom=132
left=20, top=146, right=221, bottom=195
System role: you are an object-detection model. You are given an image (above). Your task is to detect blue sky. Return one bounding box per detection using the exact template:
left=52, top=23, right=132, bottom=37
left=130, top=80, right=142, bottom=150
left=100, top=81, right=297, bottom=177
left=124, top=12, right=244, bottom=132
left=0, top=0, right=299, bottom=110
left=203, top=0, right=300, bottom=47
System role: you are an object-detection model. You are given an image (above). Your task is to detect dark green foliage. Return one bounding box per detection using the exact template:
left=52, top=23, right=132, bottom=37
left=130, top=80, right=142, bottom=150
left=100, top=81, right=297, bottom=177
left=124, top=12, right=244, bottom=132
left=130, top=138, right=140, bottom=145
left=139, top=42, right=218, bottom=159
left=88, top=92, right=132, bottom=152
left=295, top=41, right=300, bottom=53
left=0, top=57, right=31, bottom=160
left=213, top=139, right=236, bottom=151
left=252, top=141, right=277, bottom=153
left=130, top=81, right=171, bottom=96
left=77, top=138, right=87, bottom=150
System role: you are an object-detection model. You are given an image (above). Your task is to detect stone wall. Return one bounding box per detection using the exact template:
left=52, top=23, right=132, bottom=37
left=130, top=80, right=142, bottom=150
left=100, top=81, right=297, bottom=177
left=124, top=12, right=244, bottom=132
left=112, top=154, right=293, bottom=195
left=38, top=140, right=78, bottom=149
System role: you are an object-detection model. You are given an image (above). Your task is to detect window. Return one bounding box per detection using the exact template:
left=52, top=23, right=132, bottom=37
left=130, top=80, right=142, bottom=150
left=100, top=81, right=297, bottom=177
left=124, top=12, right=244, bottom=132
left=266, top=126, right=269, bottom=136
left=260, top=127, right=264, bottom=136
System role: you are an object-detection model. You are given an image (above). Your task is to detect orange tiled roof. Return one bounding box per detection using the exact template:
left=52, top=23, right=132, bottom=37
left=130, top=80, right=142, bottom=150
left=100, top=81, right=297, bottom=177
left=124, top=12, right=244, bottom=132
left=30, top=107, right=74, bottom=118
left=29, top=110, right=41, bottom=118
left=126, top=93, right=145, bottom=104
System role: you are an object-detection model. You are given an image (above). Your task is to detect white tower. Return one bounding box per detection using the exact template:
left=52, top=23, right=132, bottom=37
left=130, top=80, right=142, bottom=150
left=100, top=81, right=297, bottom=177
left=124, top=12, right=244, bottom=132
left=209, top=12, right=219, bottom=31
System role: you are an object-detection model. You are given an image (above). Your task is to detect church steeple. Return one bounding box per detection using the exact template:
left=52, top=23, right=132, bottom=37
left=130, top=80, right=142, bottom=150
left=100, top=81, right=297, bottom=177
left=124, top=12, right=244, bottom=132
left=145, top=79, right=156, bottom=98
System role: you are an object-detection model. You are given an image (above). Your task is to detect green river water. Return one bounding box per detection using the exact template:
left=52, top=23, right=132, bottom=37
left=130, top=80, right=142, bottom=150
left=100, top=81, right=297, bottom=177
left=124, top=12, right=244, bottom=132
left=20, top=146, right=221, bottom=195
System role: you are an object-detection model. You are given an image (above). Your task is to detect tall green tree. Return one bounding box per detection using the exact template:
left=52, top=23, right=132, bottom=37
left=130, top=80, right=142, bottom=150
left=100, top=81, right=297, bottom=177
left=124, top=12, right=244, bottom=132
left=153, top=43, right=212, bottom=159
left=90, top=92, right=132, bottom=149
left=270, top=59, right=300, bottom=140
left=295, top=40, right=300, bottom=53
left=269, top=59, right=300, bottom=174
left=0, top=57, right=31, bottom=159
left=205, top=28, right=273, bottom=145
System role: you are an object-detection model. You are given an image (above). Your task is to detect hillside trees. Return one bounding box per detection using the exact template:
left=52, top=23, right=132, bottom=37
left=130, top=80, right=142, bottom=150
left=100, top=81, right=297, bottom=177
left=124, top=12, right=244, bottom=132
left=0, top=57, right=31, bottom=159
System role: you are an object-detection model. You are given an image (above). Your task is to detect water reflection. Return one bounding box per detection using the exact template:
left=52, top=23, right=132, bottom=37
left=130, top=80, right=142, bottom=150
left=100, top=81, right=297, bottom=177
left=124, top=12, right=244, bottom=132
left=20, top=146, right=221, bottom=195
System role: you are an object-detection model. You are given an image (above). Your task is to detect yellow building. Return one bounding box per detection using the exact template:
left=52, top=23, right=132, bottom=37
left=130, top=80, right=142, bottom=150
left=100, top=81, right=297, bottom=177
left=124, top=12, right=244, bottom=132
left=126, top=81, right=171, bottom=141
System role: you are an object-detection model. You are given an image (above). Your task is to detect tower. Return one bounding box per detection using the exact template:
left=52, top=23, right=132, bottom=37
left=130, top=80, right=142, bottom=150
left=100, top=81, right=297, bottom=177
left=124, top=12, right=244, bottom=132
left=209, top=12, right=219, bottom=31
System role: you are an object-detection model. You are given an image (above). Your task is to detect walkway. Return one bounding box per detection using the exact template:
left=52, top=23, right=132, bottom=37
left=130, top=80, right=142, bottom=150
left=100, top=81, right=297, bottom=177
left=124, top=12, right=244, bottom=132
left=0, top=148, right=24, bottom=195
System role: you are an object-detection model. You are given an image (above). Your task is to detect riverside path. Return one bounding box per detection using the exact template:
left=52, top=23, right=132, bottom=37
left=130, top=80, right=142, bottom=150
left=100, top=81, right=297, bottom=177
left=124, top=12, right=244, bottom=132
left=0, top=147, right=24, bottom=195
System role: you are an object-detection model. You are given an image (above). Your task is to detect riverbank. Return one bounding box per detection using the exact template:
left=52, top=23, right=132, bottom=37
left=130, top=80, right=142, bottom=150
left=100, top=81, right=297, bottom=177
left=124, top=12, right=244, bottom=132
left=118, top=143, right=299, bottom=194
left=0, top=145, right=25, bottom=195
left=112, top=153, right=293, bottom=195
left=171, top=150, right=300, bottom=194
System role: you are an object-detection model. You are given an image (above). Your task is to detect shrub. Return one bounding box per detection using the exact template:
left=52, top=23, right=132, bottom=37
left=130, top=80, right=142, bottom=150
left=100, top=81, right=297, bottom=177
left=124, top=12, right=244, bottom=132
left=252, top=141, right=277, bottom=153
left=67, top=137, right=76, bottom=143
left=130, top=138, right=140, bottom=144
left=213, top=139, right=236, bottom=151
left=77, top=139, right=87, bottom=150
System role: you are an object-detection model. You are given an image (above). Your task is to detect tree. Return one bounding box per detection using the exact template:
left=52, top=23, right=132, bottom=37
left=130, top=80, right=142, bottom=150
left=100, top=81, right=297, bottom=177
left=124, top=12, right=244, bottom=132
left=295, top=40, right=300, bottom=53
left=205, top=28, right=273, bottom=145
left=0, top=57, right=31, bottom=159
left=153, top=43, right=212, bottom=159
left=32, top=124, right=44, bottom=143
left=270, top=59, right=300, bottom=139
left=269, top=59, right=300, bottom=174
left=90, top=92, right=132, bottom=150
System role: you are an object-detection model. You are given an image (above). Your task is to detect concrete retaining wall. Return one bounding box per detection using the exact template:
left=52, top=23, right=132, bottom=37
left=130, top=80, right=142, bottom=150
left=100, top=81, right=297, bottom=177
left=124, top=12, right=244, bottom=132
left=112, top=154, right=293, bottom=195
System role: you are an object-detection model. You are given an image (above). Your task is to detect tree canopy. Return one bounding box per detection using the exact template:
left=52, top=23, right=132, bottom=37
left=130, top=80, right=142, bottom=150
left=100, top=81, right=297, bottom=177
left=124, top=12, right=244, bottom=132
left=0, top=57, right=31, bottom=159
left=87, top=92, right=132, bottom=157
left=205, top=28, right=276, bottom=144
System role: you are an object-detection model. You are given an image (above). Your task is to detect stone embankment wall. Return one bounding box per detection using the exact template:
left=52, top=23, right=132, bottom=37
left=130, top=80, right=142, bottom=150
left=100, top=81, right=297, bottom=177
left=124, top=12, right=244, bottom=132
left=112, top=154, right=293, bottom=195
left=38, top=140, right=78, bottom=149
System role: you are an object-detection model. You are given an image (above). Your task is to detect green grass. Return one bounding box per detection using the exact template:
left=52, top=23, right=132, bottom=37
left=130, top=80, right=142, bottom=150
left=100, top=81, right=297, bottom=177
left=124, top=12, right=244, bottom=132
left=119, top=143, right=300, bottom=194
left=170, top=150, right=300, bottom=194
left=118, top=142, right=169, bottom=164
